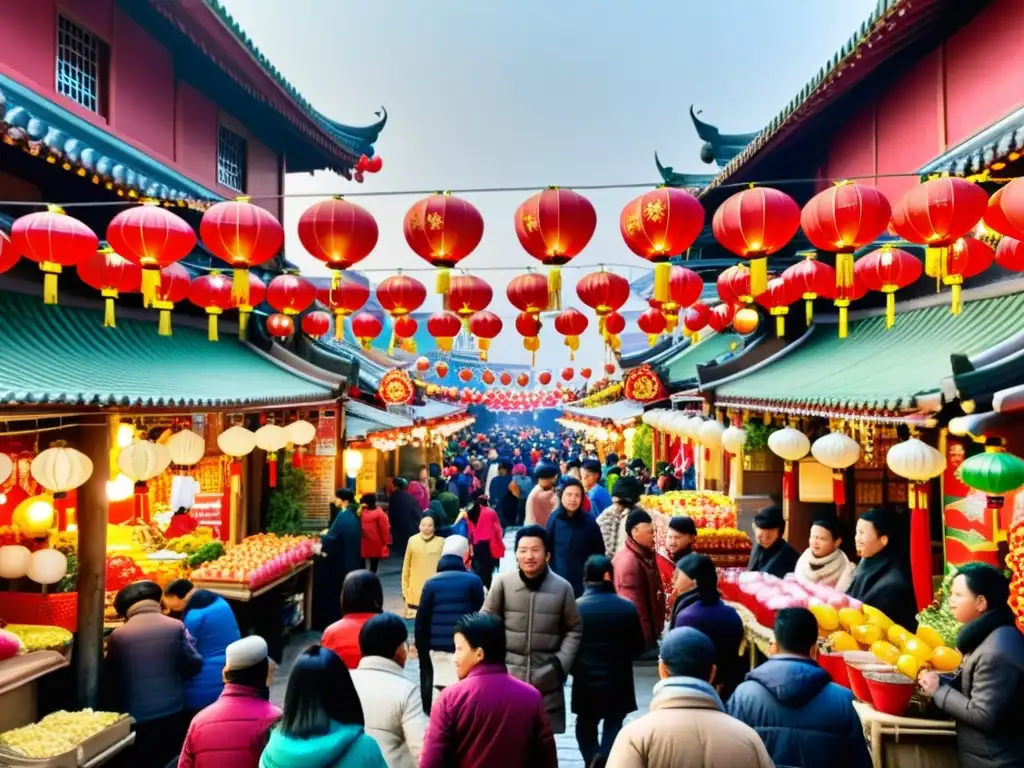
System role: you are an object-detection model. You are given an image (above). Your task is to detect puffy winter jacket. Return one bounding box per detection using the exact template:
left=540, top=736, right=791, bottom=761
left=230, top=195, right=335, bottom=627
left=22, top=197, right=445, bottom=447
left=178, top=684, right=280, bottom=768
left=260, top=722, right=385, bottom=768
left=181, top=590, right=241, bottom=710
left=546, top=508, right=605, bottom=598
left=727, top=655, right=871, bottom=768
left=322, top=613, right=377, bottom=669
left=414, top=554, right=485, bottom=653
left=360, top=507, right=391, bottom=559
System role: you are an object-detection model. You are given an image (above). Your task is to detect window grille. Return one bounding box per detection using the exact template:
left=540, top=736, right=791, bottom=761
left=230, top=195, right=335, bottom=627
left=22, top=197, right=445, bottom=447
left=217, top=125, right=248, bottom=192
left=56, top=16, right=104, bottom=113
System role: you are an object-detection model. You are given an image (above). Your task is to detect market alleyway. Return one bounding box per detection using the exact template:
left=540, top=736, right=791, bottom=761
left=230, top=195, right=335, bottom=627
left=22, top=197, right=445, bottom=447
left=271, top=529, right=660, bottom=768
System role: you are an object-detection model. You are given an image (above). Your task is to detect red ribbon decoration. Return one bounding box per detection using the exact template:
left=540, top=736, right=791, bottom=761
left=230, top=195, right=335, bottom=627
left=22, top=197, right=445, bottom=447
left=782, top=461, right=795, bottom=502
left=133, top=481, right=150, bottom=523
left=268, top=453, right=278, bottom=488
left=832, top=471, right=846, bottom=508
left=909, top=482, right=933, bottom=611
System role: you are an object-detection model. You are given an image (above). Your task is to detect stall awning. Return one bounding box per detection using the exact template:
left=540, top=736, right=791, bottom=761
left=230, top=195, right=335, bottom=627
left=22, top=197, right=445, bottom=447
left=344, top=400, right=412, bottom=439
left=564, top=400, right=643, bottom=425
left=411, top=400, right=466, bottom=421
left=662, top=332, right=741, bottom=383
left=714, top=292, right=1024, bottom=410
left=0, top=292, right=336, bottom=408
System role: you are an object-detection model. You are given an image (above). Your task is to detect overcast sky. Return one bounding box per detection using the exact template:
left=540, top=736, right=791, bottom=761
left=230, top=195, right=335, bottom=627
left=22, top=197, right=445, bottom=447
left=220, top=0, right=878, bottom=369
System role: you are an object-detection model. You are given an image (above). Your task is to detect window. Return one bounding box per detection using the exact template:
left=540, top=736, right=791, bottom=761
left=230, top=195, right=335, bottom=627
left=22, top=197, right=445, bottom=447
left=217, top=125, right=248, bottom=192
left=56, top=16, right=109, bottom=115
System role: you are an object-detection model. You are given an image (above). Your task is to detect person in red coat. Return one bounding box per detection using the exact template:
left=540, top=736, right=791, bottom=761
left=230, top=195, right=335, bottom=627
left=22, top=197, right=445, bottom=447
left=359, top=494, right=391, bottom=573
left=612, top=509, right=665, bottom=655
left=321, top=569, right=384, bottom=669
left=164, top=506, right=199, bottom=540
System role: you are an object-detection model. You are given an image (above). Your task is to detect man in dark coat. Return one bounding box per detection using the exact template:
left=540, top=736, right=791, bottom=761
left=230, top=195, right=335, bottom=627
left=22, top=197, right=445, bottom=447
left=572, top=555, right=645, bottom=767
left=747, top=505, right=800, bottom=578
left=612, top=509, right=665, bottom=654
left=546, top=479, right=605, bottom=598
left=388, top=477, right=423, bottom=558
left=489, top=459, right=515, bottom=527
left=312, top=489, right=363, bottom=630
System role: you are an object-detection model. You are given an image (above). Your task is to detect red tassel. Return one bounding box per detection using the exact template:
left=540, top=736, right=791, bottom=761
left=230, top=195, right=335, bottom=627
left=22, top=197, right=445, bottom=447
left=268, top=455, right=278, bottom=488
left=292, top=450, right=303, bottom=468
left=782, top=462, right=795, bottom=501
left=909, top=483, right=933, bottom=611
left=704, top=447, right=710, bottom=461
left=832, top=471, right=846, bottom=506
left=54, top=494, right=68, bottom=531
left=230, top=460, right=242, bottom=477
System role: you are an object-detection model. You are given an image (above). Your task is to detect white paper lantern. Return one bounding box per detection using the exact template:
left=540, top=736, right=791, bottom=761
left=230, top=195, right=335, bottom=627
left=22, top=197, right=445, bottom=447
left=31, top=442, right=93, bottom=496
left=811, top=432, right=861, bottom=470
left=642, top=411, right=655, bottom=427
left=118, top=440, right=171, bottom=482
left=344, top=449, right=364, bottom=478
left=767, top=427, right=810, bottom=462
left=106, top=473, right=135, bottom=502
left=698, top=420, right=726, bottom=449
left=26, top=548, right=68, bottom=585
left=217, top=426, right=257, bottom=458
left=722, top=426, right=747, bottom=454
left=886, top=437, right=946, bottom=482
left=285, top=420, right=317, bottom=446
left=254, top=424, right=289, bottom=453
left=166, top=429, right=206, bottom=467
left=684, top=416, right=705, bottom=440
left=0, top=545, right=31, bottom=579
left=669, top=412, right=690, bottom=437
left=0, top=453, right=11, bottom=486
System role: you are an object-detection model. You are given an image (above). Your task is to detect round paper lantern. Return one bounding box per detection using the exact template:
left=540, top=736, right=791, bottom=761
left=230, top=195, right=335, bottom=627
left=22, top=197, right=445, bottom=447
left=768, top=426, right=809, bottom=502
left=811, top=432, right=861, bottom=470
left=12, top=207, right=99, bottom=304
left=782, top=253, right=836, bottom=325
left=319, top=279, right=370, bottom=341
left=0, top=230, right=20, bottom=274
left=708, top=303, right=734, bottom=333
left=959, top=441, right=1024, bottom=496
left=722, top=426, right=747, bottom=454
left=301, top=310, right=332, bottom=339
left=12, top=496, right=55, bottom=538
left=683, top=416, right=705, bottom=440
left=537, top=371, right=553, bottom=386
left=404, top=193, right=484, bottom=294
left=267, top=273, right=316, bottom=317
left=468, top=310, right=502, bottom=361
left=31, top=442, right=93, bottom=498
left=553, top=307, right=589, bottom=359
left=458, top=369, right=473, bottom=383
left=669, top=412, right=691, bottom=437
left=26, top=548, right=68, bottom=585
left=233, top=272, right=266, bottom=339
left=983, top=186, right=1016, bottom=238
left=77, top=248, right=142, bottom=328
left=108, top=202, right=198, bottom=306
left=995, top=237, right=1024, bottom=272
left=683, top=302, right=710, bottom=337
left=580, top=367, right=592, bottom=380
left=698, top=420, right=726, bottom=450
left=217, top=426, right=257, bottom=457
left=482, top=370, right=496, bottom=386
left=713, top=187, right=800, bottom=296
left=255, top=424, right=289, bottom=487
left=448, top=275, right=493, bottom=322
left=886, top=438, right=946, bottom=482
left=297, top=197, right=379, bottom=282
left=0, top=453, right=12, bottom=486
left=200, top=199, right=283, bottom=304
left=350, top=311, right=383, bottom=350
left=560, top=367, right=574, bottom=382
left=266, top=313, right=295, bottom=340
left=637, top=307, right=667, bottom=346
left=990, top=176, right=1024, bottom=240
left=576, top=271, right=631, bottom=330
left=285, top=420, right=317, bottom=447
left=507, top=272, right=550, bottom=317
left=515, top=312, right=543, bottom=362
left=854, top=247, right=923, bottom=328
left=943, top=237, right=994, bottom=314
left=662, top=266, right=703, bottom=330
left=517, top=373, right=530, bottom=388
left=755, top=276, right=799, bottom=337
left=166, top=429, right=205, bottom=467
left=732, top=307, right=760, bottom=335
left=436, top=361, right=450, bottom=379
left=119, top=440, right=172, bottom=481
left=427, top=310, right=463, bottom=353
left=717, top=264, right=751, bottom=305
left=189, top=271, right=235, bottom=341
left=620, top=187, right=705, bottom=302
left=151, top=262, right=192, bottom=337
left=603, top=312, right=626, bottom=351
left=0, top=545, right=31, bottom=579
left=376, top=274, right=427, bottom=327
left=500, top=372, right=513, bottom=386
left=415, top=356, right=430, bottom=372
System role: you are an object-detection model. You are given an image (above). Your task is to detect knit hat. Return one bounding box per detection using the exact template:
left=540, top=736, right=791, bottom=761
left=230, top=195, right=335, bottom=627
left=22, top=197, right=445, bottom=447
left=612, top=475, right=644, bottom=506
left=442, top=535, right=470, bottom=559
left=581, top=458, right=602, bottom=475
left=225, top=635, right=268, bottom=671
left=660, top=627, right=716, bottom=679
left=625, top=508, right=653, bottom=538
left=669, top=516, right=697, bottom=536
left=753, top=505, right=785, bottom=531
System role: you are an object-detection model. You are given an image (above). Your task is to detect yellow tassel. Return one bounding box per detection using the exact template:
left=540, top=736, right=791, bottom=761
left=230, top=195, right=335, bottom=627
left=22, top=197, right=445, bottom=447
left=141, top=268, right=162, bottom=308
left=41, top=263, right=61, bottom=304
left=360, top=338, right=372, bottom=350
left=665, top=314, right=678, bottom=332
left=331, top=270, right=341, bottom=290
left=836, top=252, right=854, bottom=289
left=805, top=299, right=813, bottom=326
left=749, top=257, right=767, bottom=297
left=438, top=338, right=453, bottom=353
left=232, top=269, right=250, bottom=305
left=158, top=308, right=172, bottom=336
left=775, top=315, right=785, bottom=337
left=334, top=313, right=345, bottom=341
left=387, top=329, right=396, bottom=356
left=208, top=310, right=220, bottom=342
left=653, top=262, right=670, bottom=303
left=924, top=247, right=941, bottom=279
left=885, top=291, right=895, bottom=329
left=436, top=268, right=450, bottom=295
left=951, top=283, right=963, bottom=315
left=547, top=267, right=562, bottom=311
left=239, top=310, right=250, bottom=339
left=567, top=336, right=579, bottom=360
left=647, top=334, right=658, bottom=347
left=836, top=300, right=849, bottom=339
left=103, top=296, right=116, bottom=327
left=597, top=315, right=606, bottom=334
left=609, top=334, right=622, bottom=352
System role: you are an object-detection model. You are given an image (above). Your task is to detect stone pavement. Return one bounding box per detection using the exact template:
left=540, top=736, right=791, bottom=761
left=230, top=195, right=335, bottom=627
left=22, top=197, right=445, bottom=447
left=272, top=530, right=659, bottom=768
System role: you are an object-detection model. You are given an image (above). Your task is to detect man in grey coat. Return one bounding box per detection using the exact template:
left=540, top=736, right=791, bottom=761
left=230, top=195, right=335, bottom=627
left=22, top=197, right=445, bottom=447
left=483, top=524, right=583, bottom=733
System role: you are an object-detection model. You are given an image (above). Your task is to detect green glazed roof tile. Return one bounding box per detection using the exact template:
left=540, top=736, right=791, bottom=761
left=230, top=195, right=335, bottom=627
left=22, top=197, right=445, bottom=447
left=664, top=332, right=742, bottom=383
left=0, top=292, right=335, bottom=408
left=715, top=292, right=1024, bottom=409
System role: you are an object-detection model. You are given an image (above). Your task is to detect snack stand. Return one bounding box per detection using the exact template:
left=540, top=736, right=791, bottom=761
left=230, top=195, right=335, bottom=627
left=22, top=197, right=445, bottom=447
left=852, top=701, right=957, bottom=768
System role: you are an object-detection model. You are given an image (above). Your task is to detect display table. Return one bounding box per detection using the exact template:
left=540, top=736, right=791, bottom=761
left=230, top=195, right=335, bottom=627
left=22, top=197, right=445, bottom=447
left=191, top=560, right=313, bottom=630
left=726, top=601, right=773, bottom=669
left=0, top=651, right=70, bottom=732
left=853, top=701, right=958, bottom=768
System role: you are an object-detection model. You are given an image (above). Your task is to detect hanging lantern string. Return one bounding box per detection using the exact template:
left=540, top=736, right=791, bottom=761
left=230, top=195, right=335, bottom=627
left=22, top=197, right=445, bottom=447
left=0, top=170, right=1005, bottom=210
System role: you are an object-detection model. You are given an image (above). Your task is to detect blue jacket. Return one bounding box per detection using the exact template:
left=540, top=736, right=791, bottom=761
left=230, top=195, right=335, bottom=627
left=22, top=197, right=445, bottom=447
left=260, top=722, right=385, bottom=768
left=546, top=508, right=605, bottom=597
left=586, top=484, right=612, bottom=516
left=727, top=656, right=871, bottom=768
left=181, top=590, right=241, bottom=710
left=414, top=554, right=485, bottom=653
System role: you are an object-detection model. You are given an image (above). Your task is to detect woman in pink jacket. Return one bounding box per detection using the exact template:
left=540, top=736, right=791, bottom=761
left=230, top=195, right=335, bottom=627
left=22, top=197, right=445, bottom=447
left=464, top=492, right=505, bottom=590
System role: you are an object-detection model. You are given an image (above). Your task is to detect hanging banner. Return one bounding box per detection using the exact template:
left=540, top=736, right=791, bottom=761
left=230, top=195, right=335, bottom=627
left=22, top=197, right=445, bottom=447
left=378, top=369, right=415, bottom=405
left=192, top=492, right=228, bottom=541
left=316, top=408, right=337, bottom=456
left=942, top=437, right=999, bottom=569
left=623, top=365, right=666, bottom=403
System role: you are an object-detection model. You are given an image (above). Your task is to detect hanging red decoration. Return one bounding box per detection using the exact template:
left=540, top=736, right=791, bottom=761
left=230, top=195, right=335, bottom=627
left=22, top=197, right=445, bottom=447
left=392, top=316, right=418, bottom=349
left=448, top=274, right=492, bottom=323
left=580, top=367, right=592, bottom=380
left=620, top=187, right=705, bottom=303
left=12, top=206, right=99, bottom=304
left=755, top=276, right=799, bottom=337
left=553, top=307, right=589, bottom=360
left=458, top=369, right=473, bottom=383
left=427, top=310, right=463, bottom=353
left=200, top=199, right=283, bottom=304
left=683, top=302, right=710, bottom=338
left=514, top=187, right=597, bottom=310
left=603, top=311, right=626, bottom=352
left=376, top=274, right=427, bottom=353
left=266, top=313, right=295, bottom=340
left=716, top=264, right=752, bottom=305
left=782, top=253, right=835, bottom=325
left=942, top=237, right=994, bottom=314
left=378, top=370, right=415, bottom=406
left=482, top=370, right=496, bottom=386
left=995, top=236, right=1024, bottom=271
left=404, top=193, right=484, bottom=294
left=500, top=371, right=513, bottom=386
left=732, top=307, right=761, bottom=335
left=637, top=307, right=667, bottom=346
left=707, top=303, right=734, bottom=333
left=833, top=273, right=869, bottom=339
left=297, top=197, right=378, bottom=288
left=983, top=186, right=1016, bottom=238
left=624, top=365, right=665, bottom=403
left=0, top=230, right=20, bottom=274
left=576, top=270, right=630, bottom=331
left=561, top=367, right=574, bottom=382
left=233, top=272, right=267, bottom=339
left=991, top=176, right=1024, bottom=240
left=515, top=312, right=543, bottom=364
left=854, top=246, right=923, bottom=329
left=301, top=310, right=332, bottom=339
left=713, top=187, right=800, bottom=297
left=662, top=266, right=703, bottom=331
left=350, top=311, right=383, bottom=350
left=436, top=361, right=450, bottom=379
left=537, top=371, right=552, bottom=386
left=516, top=373, right=531, bottom=388
left=507, top=272, right=550, bottom=318
left=319, top=279, right=369, bottom=341
left=267, top=273, right=317, bottom=317
left=76, top=247, right=142, bottom=328
left=468, top=310, right=502, bottom=361
left=189, top=271, right=235, bottom=341
left=151, top=262, right=191, bottom=337
left=415, top=356, right=431, bottom=372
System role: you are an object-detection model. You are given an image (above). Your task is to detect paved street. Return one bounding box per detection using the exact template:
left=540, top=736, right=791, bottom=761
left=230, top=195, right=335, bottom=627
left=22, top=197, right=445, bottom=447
left=272, top=529, right=660, bottom=767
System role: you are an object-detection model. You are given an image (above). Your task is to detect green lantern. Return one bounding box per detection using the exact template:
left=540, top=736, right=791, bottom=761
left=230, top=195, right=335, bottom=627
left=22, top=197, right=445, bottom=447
left=958, top=439, right=1024, bottom=504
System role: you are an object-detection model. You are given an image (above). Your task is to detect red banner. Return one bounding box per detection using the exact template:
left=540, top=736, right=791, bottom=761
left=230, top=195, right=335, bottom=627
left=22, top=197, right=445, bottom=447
left=943, top=437, right=999, bottom=569
left=192, top=492, right=228, bottom=541
left=623, top=365, right=666, bottom=403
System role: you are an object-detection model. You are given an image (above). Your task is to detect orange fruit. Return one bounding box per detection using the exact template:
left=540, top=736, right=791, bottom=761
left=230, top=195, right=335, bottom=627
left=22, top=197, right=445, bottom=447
left=896, top=653, right=921, bottom=680
left=903, top=637, right=933, bottom=664
left=809, top=605, right=840, bottom=631
left=838, top=607, right=866, bottom=631
left=853, top=623, right=882, bottom=646
left=862, top=604, right=894, bottom=631
left=930, top=646, right=963, bottom=672
left=886, top=624, right=910, bottom=648
left=916, top=626, right=945, bottom=649
left=828, top=630, right=859, bottom=652
left=870, top=640, right=900, bottom=665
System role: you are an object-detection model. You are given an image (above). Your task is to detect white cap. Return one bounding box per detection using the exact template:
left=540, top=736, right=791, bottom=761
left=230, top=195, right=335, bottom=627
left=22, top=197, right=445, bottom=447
left=225, top=635, right=268, bottom=671
left=442, top=535, right=470, bottom=558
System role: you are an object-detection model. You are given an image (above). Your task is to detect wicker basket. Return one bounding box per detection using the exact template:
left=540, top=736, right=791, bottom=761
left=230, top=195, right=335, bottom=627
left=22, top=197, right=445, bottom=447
left=0, top=592, right=78, bottom=632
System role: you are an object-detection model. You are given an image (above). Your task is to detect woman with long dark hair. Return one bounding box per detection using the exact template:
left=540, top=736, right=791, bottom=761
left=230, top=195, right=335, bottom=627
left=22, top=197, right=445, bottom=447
left=358, top=493, right=390, bottom=573
left=260, top=645, right=385, bottom=767
left=463, top=490, right=505, bottom=589
left=321, top=570, right=384, bottom=669
left=847, top=507, right=918, bottom=631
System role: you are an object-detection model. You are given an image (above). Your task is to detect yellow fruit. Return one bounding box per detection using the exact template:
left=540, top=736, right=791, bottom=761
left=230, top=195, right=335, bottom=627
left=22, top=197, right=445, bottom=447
left=903, top=637, right=933, bottom=663
left=864, top=606, right=894, bottom=631
left=896, top=653, right=921, bottom=679
left=828, top=631, right=860, bottom=652
left=870, top=640, right=901, bottom=665
left=930, top=646, right=963, bottom=672
left=916, top=626, right=945, bottom=649
left=838, top=607, right=866, bottom=631
left=853, top=623, right=882, bottom=645
left=809, top=604, right=840, bottom=632
left=886, top=624, right=910, bottom=648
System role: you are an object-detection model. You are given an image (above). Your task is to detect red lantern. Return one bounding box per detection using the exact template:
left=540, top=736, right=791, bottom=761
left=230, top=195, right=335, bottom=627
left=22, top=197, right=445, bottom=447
left=713, top=187, right=800, bottom=297
left=603, top=363, right=616, bottom=376
left=76, top=248, right=141, bottom=328
left=507, top=272, right=550, bottom=317
left=782, top=254, right=836, bottom=325
left=500, top=372, right=513, bottom=386
left=189, top=271, right=235, bottom=341
left=684, top=302, right=710, bottom=336
left=603, top=311, right=626, bottom=351
left=943, top=237, right=994, bottom=314
left=458, top=369, right=473, bottom=383
left=319, top=279, right=369, bottom=341
left=233, top=272, right=267, bottom=339
left=515, top=312, right=543, bottom=363
left=983, top=186, right=1016, bottom=238
left=376, top=274, right=427, bottom=352
left=301, top=310, right=332, bottom=339
left=468, top=310, right=502, bottom=361
left=576, top=270, right=630, bottom=330
left=561, top=367, right=574, bottom=382
left=995, top=237, right=1024, bottom=271
left=553, top=307, right=589, bottom=360
left=482, top=369, right=496, bottom=386
left=151, top=262, right=191, bottom=337
left=620, top=187, right=705, bottom=302
left=0, top=230, right=20, bottom=274
left=267, top=313, right=295, bottom=339
left=801, top=182, right=891, bottom=296
left=515, top=187, right=597, bottom=309
left=854, top=247, right=923, bottom=329
left=393, top=316, right=418, bottom=348
left=662, top=266, right=703, bottom=330
left=404, top=193, right=484, bottom=294
left=200, top=199, right=283, bottom=304
left=637, top=307, right=667, bottom=346
left=833, top=273, right=869, bottom=339
left=580, top=367, right=592, bottom=380
left=297, top=197, right=378, bottom=286
left=517, top=373, right=531, bottom=388
left=267, top=273, right=316, bottom=317
left=12, top=206, right=99, bottom=304
left=733, top=307, right=761, bottom=335
left=435, top=361, right=450, bottom=379
left=755, top=276, right=799, bottom=337
left=707, top=303, right=734, bottom=333
left=537, top=371, right=552, bottom=386
left=415, top=356, right=430, bottom=372
left=427, top=310, right=462, bottom=353
left=716, top=264, right=751, bottom=305
left=350, top=311, right=383, bottom=349
left=448, top=274, right=492, bottom=322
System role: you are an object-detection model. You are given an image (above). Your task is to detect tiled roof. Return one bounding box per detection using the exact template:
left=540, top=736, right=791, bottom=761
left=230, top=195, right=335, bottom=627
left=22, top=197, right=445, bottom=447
left=0, top=291, right=335, bottom=408
left=662, top=332, right=742, bottom=383
left=564, top=401, right=643, bottom=424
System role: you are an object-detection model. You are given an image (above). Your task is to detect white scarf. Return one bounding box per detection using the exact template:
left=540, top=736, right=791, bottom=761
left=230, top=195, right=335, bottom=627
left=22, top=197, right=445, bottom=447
left=795, top=548, right=855, bottom=593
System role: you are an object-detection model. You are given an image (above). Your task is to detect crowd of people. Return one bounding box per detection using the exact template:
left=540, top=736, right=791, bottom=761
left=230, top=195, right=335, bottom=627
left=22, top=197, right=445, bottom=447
left=94, top=425, right=1024, bottom=768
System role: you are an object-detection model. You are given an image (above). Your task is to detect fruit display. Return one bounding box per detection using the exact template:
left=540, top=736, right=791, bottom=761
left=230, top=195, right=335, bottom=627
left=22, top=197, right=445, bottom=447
left=916, top=565, right=963, bottom=647
left=187, top=542, right=225, bottom=568
left=0, top=709, right=123, bottom=759
left=1009, top=521, right=1024, bottom=633
left=639, top=491, right=737, bottom=529
left=191, top=533, right=314, bottom=589
left=165, top=529, right=215, bottom=555
left=3, top=624, right=73, bottom=653
left=695, top=528, right=751, bottom=567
